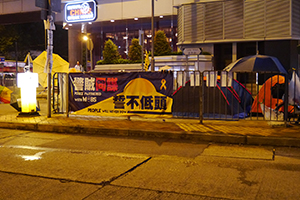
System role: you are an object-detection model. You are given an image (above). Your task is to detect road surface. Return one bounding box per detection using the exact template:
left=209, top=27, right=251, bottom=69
left=1, top=128, right=300, bottom=200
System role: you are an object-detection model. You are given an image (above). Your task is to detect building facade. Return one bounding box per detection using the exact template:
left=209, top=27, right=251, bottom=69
left=0, top=0, right=299, bottom=71
left=177, top=0, right=300, bottom=71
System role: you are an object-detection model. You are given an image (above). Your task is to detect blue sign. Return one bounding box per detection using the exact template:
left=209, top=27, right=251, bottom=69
left=0, top=57, right=4, bottom=62
left=65, top=0, right=97, bottom=23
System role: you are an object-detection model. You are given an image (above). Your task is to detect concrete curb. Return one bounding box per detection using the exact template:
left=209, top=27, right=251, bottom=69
left=0, top=121, right=299, bottom=147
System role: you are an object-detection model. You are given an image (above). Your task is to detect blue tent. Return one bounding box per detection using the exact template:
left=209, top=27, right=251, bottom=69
left=172, top=78, right=253, bottom=119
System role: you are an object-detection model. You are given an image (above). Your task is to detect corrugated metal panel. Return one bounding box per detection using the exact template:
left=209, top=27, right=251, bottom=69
left=244, top=0, right=265, bottom=38
left=191, top=3, right=199, bottom=42
left=205, top=2, right=223, bottom=40
left=196, top=3, right=204, bottom=42
left=178, top=7, right=183, bottom=43
left=266, top=0, right=290, bottom=37
left=224, top=0, right=243, bottom=39
left=292, top=0, right=300, bottom=37
left=184, top=4, right=193, bottom=42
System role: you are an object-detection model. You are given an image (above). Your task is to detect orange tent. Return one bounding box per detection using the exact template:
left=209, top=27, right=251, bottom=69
left=251, top=75, right=293, bottom=113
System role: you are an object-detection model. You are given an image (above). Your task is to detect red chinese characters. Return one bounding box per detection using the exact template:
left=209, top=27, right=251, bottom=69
left=96, top=77, right=118, bottom=92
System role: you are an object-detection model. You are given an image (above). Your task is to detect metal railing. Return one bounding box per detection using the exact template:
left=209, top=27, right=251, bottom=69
left=52, top=73, right=68, bottom=114
left=53, top=70, right=300, bottom=124
left=172, top=70, right=299, bottom=124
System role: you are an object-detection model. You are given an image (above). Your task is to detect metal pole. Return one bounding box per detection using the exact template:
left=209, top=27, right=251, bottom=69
left=197, top=54, right=199, bottom=71
left=151, top=0, right=155, bottom=72
left=86, top=42, right=88, bottom=72
left=66, top=73, right=69, bottom=117
left=199, top=72, right=203, bottom=124
left=284, top=73, right=289, bottom=127
left=90, top=48, right=93, bottom=71
left=141, top=32, right=144, bottom=70
left=15, top=42, right=18, bottom=88
left=47, top=15, right=54, bottom=118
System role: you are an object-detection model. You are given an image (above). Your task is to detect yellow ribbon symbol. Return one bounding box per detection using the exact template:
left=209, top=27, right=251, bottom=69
left=160, top=79, right=167, bottom=90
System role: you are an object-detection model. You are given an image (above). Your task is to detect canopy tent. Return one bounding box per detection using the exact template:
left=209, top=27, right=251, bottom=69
left=172, top=78, right=253, bottom=119
left=33, top=51, right=69, bottom=88
left=251, top=75, right=294, bottom=114
left=0, top=85, right=12, bottom=104
left=224, top=54, right=287, bottom=74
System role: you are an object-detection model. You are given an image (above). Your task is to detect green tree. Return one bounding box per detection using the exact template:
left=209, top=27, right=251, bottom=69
left=128, top=38, right=142, bottom=61
left=0, top=25, right=19, bottom=59
left=154, top=30, right=171, bottom=56
left=0, top=22, right=68, bottom=61
left=103, top=39, right=121, bottom=63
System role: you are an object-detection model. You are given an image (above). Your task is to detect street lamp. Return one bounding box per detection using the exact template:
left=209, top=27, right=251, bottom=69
left=151, top=0, right=155, bottom=72
left=83, top=34, right=94, bottom=71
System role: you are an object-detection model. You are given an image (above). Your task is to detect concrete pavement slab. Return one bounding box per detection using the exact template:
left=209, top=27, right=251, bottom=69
left=0, top=145, right=150, bottom=184
left=0, top=101, right=300, bottom=147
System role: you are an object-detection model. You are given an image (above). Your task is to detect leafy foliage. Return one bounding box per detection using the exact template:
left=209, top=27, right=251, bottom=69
left=0, top=22, right=68, bottom=60
left=103, top=39, right=121, bottom=63
left=154, top=30, right=172, bottom=56
left=96, top=58, right=143, bottom=65
left=128, top=38, right=142, bottom=61
left=0, top=25, right=19, bottom=59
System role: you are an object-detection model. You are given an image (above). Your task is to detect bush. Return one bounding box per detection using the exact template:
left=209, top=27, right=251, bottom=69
left=154, top=30, right=172, bottom=56
left=128, top=38, right=142, bottom=61
left=103, top=39, right=121, bottom=63
left=202, top=51, right=211, bottom=55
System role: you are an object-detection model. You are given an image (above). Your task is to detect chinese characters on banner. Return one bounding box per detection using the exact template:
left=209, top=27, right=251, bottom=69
left=69, top=72, right=173, bottom=118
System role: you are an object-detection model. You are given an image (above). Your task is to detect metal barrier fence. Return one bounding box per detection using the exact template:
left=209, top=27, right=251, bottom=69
left=173, top=70, right=300, bottom=124
left=52, top=73, right=68, bottom=114
left=53, top=71, right=300, bottom=124
left=0, top=76, right=16, bottom=87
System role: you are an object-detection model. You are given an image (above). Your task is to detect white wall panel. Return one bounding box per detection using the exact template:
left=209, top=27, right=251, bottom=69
left=98, top=2, right=122, bottom=21
left=22, top=0, right=39, bottom=12
left=123, top=0, right=150, bottom=19
left=2, top=0, right=21, bottom=14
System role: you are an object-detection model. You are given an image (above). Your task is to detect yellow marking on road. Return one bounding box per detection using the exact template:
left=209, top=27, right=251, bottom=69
left=176, top=123, right=213, bottom=132
left=176, top=123, right=269, bottom=136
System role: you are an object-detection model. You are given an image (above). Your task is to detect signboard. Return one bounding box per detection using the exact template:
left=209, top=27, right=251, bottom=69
left=69, top=72, right=173, bottom=118
left=0, top=57, right=4, bottom=62
left=183, top=48, right=202, bottom=55
left=65, top=0, right=97, bottom=23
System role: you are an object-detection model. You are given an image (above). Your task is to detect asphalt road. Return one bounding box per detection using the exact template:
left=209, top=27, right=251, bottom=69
left=1, top=128, right=300, bottom=200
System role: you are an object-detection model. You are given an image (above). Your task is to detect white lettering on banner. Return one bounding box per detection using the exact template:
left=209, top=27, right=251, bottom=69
left=74, top=77, right=84, bottom=91
left=84, top=92, right=102, bottom=96
left=85, top=77, right=96, bottom=91
left=74, top=96, right=98, bottom=102
left=75, top=98, right=83, bottom=102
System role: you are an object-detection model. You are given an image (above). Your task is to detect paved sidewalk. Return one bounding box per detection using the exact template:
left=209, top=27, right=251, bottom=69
left=0, top=100, right=300, bottom=147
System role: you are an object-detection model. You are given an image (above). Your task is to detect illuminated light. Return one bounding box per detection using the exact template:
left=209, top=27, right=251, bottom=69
left=134, top=18, right=138, bottom=20
left=175, top=33, right=178, bottom=37
left=19, top=152, right=45, bottom=161
left=160, top=15, right=163, bottom=18
left=123, top=36, right=128, bottom=39
left=88, top=22, right=92, bottom=24
left=83, top=35, right=89, bottom=41
left=169, top=38, right=172, bottom=42
left=147, top=34, right=152, bottom=38
left=110, top=19, right=115, bottom=22
left=69, top=24, right=73, bottom=26
left=17, top=72, right=38, bottom=113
